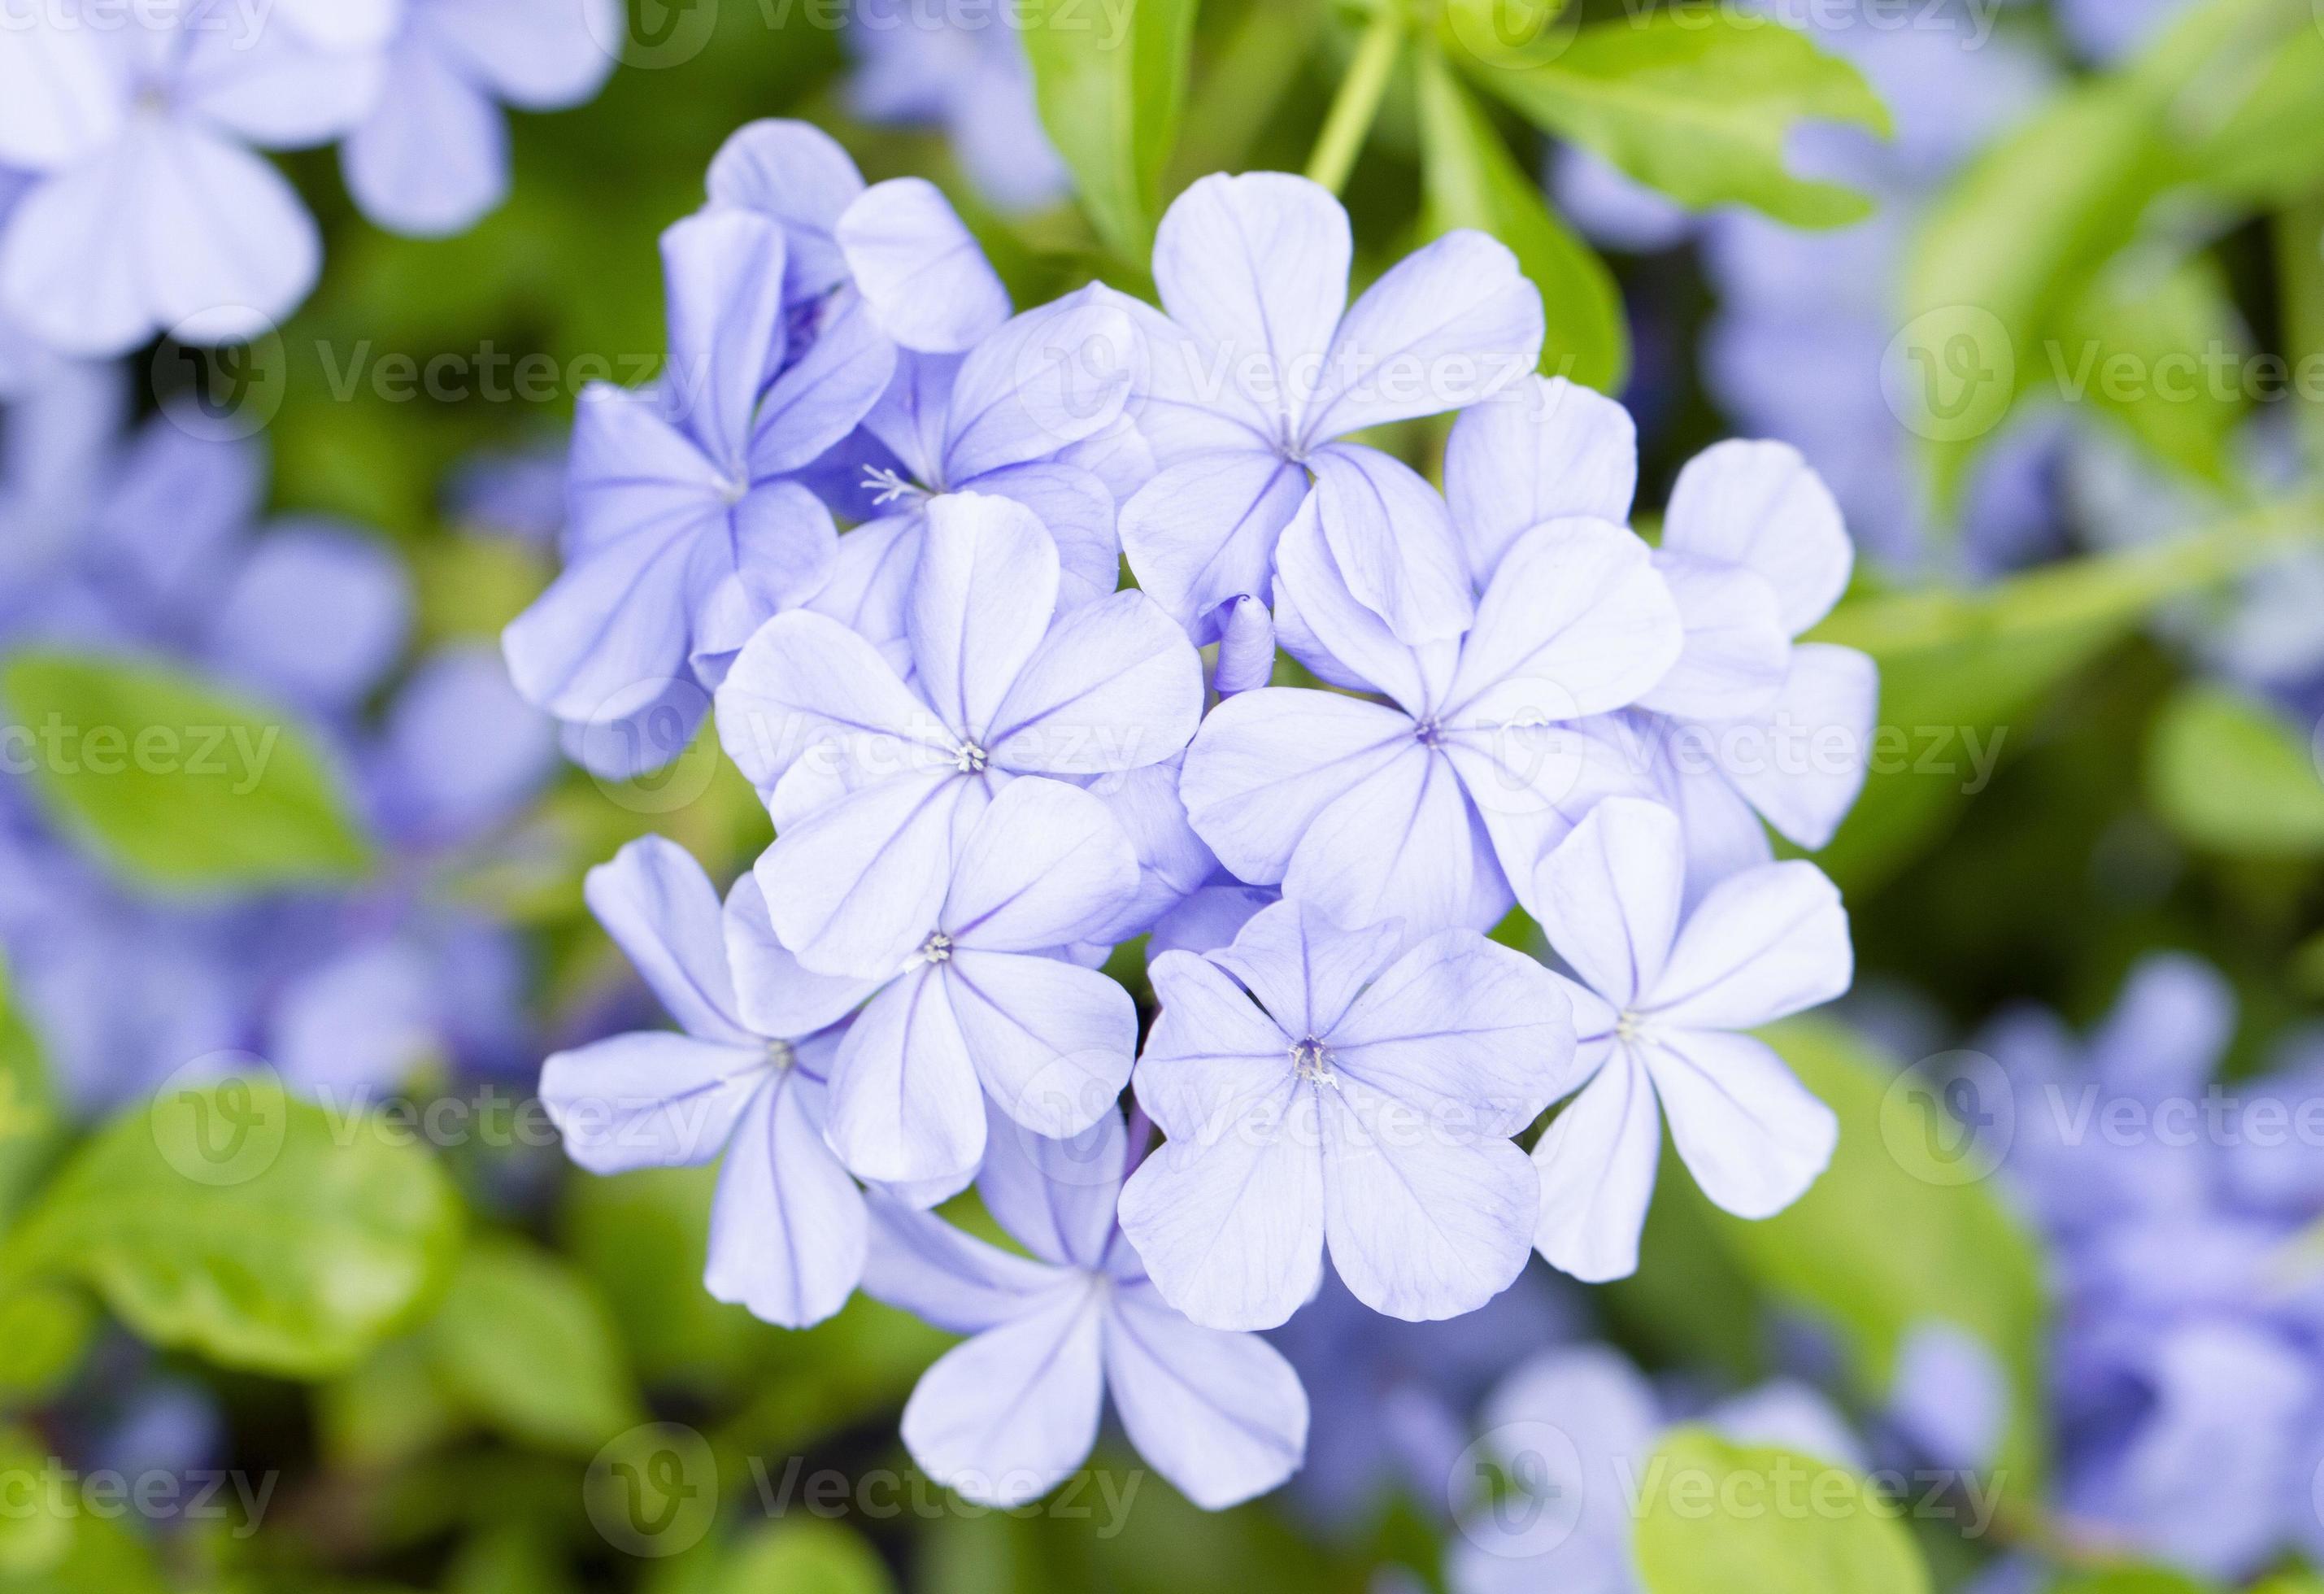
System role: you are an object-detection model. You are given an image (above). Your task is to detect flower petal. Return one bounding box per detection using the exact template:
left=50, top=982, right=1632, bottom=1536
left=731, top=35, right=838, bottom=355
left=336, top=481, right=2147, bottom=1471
left=1179, top=687, right=1412, bottom=886
left=1271, top=487, right=1449, bottom=715
left=1134, top=950, right=1294, bottom=1141
left=900, top=1286, right=1106, bottom=1505
left=942, top=292, right=1138, bottom=481
left=750, top=286, right=898, bottom=475
left=707, top=118, right=864, bottom=299
left=704, top=1072, right=868, bottom=1327
left=912, top=490, right=1060, bottom=740
left=1445, top=519, right=1683, bottom=725
left=1332, top=930, right=1573, bottom=1134
left=1282, top=743, right=1479, bottom=943
left=1308, top=443, right=1475, bottom=645
left=539, top=1033, right=764, bottom=1174
left=755, top=768, right=990, bottom=979
left=1663, top=441, right=1853, bottom=635
left=1531, top=797, right=1685, bottom=1012
left=1212, top=898, right=1404, bottom=1042
left=426, top=0, right=621, bottom=109
left=341, top=41, right=508, bottom=237
left=836, top=176, right=1011, bottom=353
left=1445, top=376, right=1639, bottom=589
left=986, top=591, right=1204, bottom=776
left=1719, top=642, right=1878, bottom=851
left=947, top=951, right=1136, bottom=1140
left=862, top=1191, right=1064, bottom=1331
left=1103, top=1283, right=1310, bottom=1509
left=1634, top=551, right=1791, bottom=724
left=714, top=608, right=947, bottom=796
left=1643, top=1030, right=1837, bottom=1219
left=967, top=461, right=1121, bottom=612
left=721, top=871, right=881, bottom=1039
left=1117, top=451, right=1308, bottom=633
left=946, top=778, right=1138, bottom=952
left=978, top=1100, right=1129, bottom=1271
left=1530, top=1052, right=1662, bottom=1283
left=584, top=835, right=749, bottom=1043
left=659, top=210, right=786, bottom=466
left=827, top=968, right=989, bottom=1184
left=1646, top=860, right=1852, bottom=1030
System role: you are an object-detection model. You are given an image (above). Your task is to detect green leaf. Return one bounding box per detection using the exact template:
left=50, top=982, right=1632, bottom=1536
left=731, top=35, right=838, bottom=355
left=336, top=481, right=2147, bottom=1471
left=0, top=1466, right=168, bottom=1594
left=2052, top=1571, right=2217, bottom=1594
left=318, top=1335, right=466, bottom=1470
left=0, top=1283, right=94, bottom=1407
left=0, top=960, right=60, bottom=1231
left=1021, top=0, right=1199, bottom=261
left=1808, top=508, right=2320, bottom=890
left=2052, top=256, right=2250, bottom=483
left=446, top=1524, right=579, bottom=1594
left=1707, top=1020, right=2048, bottom=1488
left=2186, top=1, right=2324, bottom=205
left=2147, top=683, right=2324, bottom=855
left=1416, top=43, right=1628, bottom=391
left=1455, top=6, right=1890, bottom=229
left=424, top=1234, right=642, bottom=1454
left=712, top=1522, right=895, bottom=1594
left=0, top=651, right=372, bottom=893
left=1632, top=1429, right=1930, bottom=1594
left=1, top=1076, right=463, bottom=1378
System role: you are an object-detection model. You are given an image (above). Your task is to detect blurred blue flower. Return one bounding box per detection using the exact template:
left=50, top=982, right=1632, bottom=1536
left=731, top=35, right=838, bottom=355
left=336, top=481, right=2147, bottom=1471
left=846, top=0, right=1070, bottom=214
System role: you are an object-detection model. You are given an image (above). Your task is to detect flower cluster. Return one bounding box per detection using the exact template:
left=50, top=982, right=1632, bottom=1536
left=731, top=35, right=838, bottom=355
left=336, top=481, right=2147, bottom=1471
left=0, top=0, right=617, bottom=357
left=525, top=126, right=1877, bottom=1509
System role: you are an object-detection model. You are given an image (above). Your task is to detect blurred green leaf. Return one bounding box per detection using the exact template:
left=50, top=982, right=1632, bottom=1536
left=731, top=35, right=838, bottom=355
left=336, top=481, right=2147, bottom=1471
left=1456, top=6, right=1890, bottom=229
left=2052, top=1570, right=2217, bottom=1594
left=2147, top=683, right=2324, bottom=855
left=1022, top=0, right=1199, bottom=262
left=445, top=1523, right=578, bottom=1594
left=0, top=962, right=59, bottom=1231
left=1633, top=1429, right=1930, bottom=1594
left=0, top=652, right=371, bottom=893
left=1712, top=1021, right=2048, bottom=1489
left=0, top=1487, right=168, bottom=1594
left=1416, top=43, right=1628, bottom=391
left=2055, top=256, right=2250, bottom=483
left=0, top=1424, right=69, bottom=1576
left=0, top=1283, right=94, bottom=1409
left=318, top=1335, right=466, bottom=1471
left=2186, top=0, right=2324, bottom=205
left=710, top=1521, right=895, bottom=1594
left=1811, top=507, right=2322, bottom=891
left=424, top=1234, right=642, bottom=1455
left=1, top=1078, right=463, bottom=1378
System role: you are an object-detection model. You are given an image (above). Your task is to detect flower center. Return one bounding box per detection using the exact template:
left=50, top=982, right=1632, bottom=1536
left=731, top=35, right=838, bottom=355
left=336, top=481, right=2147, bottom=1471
left=716, top=473, right=750, bottom=505
left=915, top=931, right=955, bottom=965
left=1289, top=1036, right=1336, bottom=1084
left=862, top=465, right=926, bottom=507
left=1615, top=1010, right=1649, bottom=1046
left=765, top=1039, right=796, bottom=1072
left=954, top=741, right=989, bottom=775
left=1412, top=717, right=1444, bottom=749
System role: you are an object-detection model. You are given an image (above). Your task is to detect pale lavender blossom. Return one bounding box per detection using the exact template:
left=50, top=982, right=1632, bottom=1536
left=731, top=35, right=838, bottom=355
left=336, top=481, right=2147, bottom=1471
left=864, top=1104, right=1308, bottom=1507
left=1182, top=481, right=1680, bottom=940
left=716, top=491, right=1202, bottom=980
left=343, top=0, right=620, bottom=237
left=0, top=1, right=385, bottom=354
left=539, top=836, right=873, bottom=1328
left=1116, top=899, right=1573, bottom=1329
left=846, top=0, right=1069, bottom=214
left=1528, top=799, right=1850, bottom=1283
left=1117, top=172, right=1543, bottom=646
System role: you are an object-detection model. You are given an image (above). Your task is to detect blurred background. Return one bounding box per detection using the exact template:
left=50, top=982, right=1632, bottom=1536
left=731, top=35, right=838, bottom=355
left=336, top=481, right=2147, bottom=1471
left=3, top=0, right=2324, bottom=1590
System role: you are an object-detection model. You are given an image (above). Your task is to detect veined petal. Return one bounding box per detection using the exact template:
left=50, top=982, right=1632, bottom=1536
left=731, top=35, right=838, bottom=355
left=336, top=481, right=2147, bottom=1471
left=947, top=951, right=1136, bottom=1141
left=1271, top=489, right=1447, bottom=715
left=1530, top=1051, right=1661, bottom=1283
left=1643, top=1030, right=1837, bottom=1220
left=1117, top=451, right=1308, bottom=633
left=755, top=768, right=989, bottom=979
left=967, top=461, right=1119, bottom=612
left=714, top=609, right=948, bottom=796
left=862, top=1191, right=1065, bottom=1331
left=945, top=779, right=1138, bottom=953
left=1634, top=551, right=1790, bottom=723
left=707, top=118, right=864, bottom=299
left=1719, top=642, right=1878, bottom=851
left=1444, top=519, right=1683, bottom=725
left=1663, top=441, right=1853, bottom=635
left=986, top=591, right=1203, bottom=777
left=1211, top=898, right=1404, bottom=1043
left=1646, top=860, right=1852, bottom=1030
left=1281, top=743, right=1478, bottom=943
left=837, top=176, right=1011, bottom=353
left=1530, top=797, right=1686, bottom=1013
left=1443, top=717, right=1655, bottom=917
left=900, top=1285, right=1106, bottom=1506
left=1103, top=1283, right=1310, bottom=1509
left=911, top=491, right=1060, bottom=739
left=704, top=1072, right=868, bottom=1327
left=1308, top=444, right=1474, bottom=644
left=1135, top=950, right=1295, bottom=1141
left=1318, top=1074, right=1538, bottom=1321
left=1331, top=930, right=1572, bottom=1135
left=722, top=872, right=881, bottom=1040
left=540, top=1033, right=764, bottom=1174
left=978, top=1100, right=1128, bottom=1271
left=827, top=968, right=988, bottom=1184
left=687, top=481, right=839, bottom=676
left=1445, top=376, right=1639, bottom=590
left=659, top=210, right=787, bottom=467
left=1179, top=687, right=1412, bottom=887
left=584, top=835, right=750, bottom=1043
left=750, top=287, right=897, bottom=475
left=942, top=293, right=1138, bottom=481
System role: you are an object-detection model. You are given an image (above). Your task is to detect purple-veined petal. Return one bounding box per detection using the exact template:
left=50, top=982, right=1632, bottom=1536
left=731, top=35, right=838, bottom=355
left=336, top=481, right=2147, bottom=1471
left=1179, top=687, right=1412, bottom=886
left=1643, top=1030, right=1837, bottom=1219
left=1442, top=717, right=1654, bottom=917
left=1445, top=376, right=1639, bottom=590
left=1719, top=642, right=1878, bottom=851
left=1134, top=950, right=1294, bottom=1140
left=1117, top=450, right=1308, bottom=632
left=1081, top=757, right=1221, bottom=943
left=750, top=286, right=898, bottom=475
left=945, top=777, right=1138, bottom=952
left=707, top=118, right=864, bottom=299
left=978, top=1100, right=1128, bottom=1271
left=539, top=1033, right=765, bottom=1174
left=1281, top=743, right=1479, bottom=943
left=1531, top=797, right=1685, bottom=1012
left=1645, top=860, right=1852, bottom=1030
left=911, top=490, right=1060, bottom=740
left=900, top=1283, right=1107, bottom=1505
left=1212, top=898, right=1404, bottom=1043
left=1114, top=1077, right=1323, bottom=1331
left=1644, top=726, right=1780, bottom=906
left=836, top=176, right=1011, bottom=353
left=946, top=951, right=1136, bottom=1140
left=560, top=381, right=720, bottom=557
left=715, top=608, right=949, bottom=795
left=1634, top=551, right=1790, bottom=723
left=1317, top=1074, right=1539, bottom=1321
left=755, top=768, right=990, bottom=979
left=1152, top=172, right=1350, bottom=448
left=722, top=872, right=881, bottom=1039
left=1117, top=291, right=1274, bottom=459
left=1212, top=594, right=1275, bottom=696
left=1151, top=885, right=1277, bottom=959
left=1271, top=490, right=1453, bottom=715
left=802, top=512, right=920, bottom=656
left=340, top=39, right=508, bottom=238
left=862, top=1191, right=1065, bottom=1329
left=986, top=591, right=1203, bottom=776
left=659, top=210, right=787, bottom=468
left=827, top=967, right=988, bottom=1184
left=585, top=835, right=751, bottom=1043
left=1444, top=518, right=1683, bottom=725
left=704, top=1071, right=868, bottom=1326
left=501, top=499, right=718, bottom=721
left=1303, top=229, right=1543, bottom=446
left=1331, top=930, right=1573, bottom=1134
left=1663, top=441, right=1852, bottom=636
left=1530, top=1051, right=1661, bottom=1283
left=687, top=481, right=840, bottom=677
left=967, top=461, right=1120, bottom=612
left=1103, top=1283, right=1310, bottom=1509
left=942, top=293, right=1138, bottom=481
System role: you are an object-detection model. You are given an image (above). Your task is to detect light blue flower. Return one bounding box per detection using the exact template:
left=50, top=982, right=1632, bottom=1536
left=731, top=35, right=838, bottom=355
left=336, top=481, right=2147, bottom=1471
left=846, top=0, right=1069, bottom=214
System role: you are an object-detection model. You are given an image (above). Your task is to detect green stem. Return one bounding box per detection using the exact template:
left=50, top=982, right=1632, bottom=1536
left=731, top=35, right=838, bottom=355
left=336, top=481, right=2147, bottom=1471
left=1305, top=2, right=1407, bottom=195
